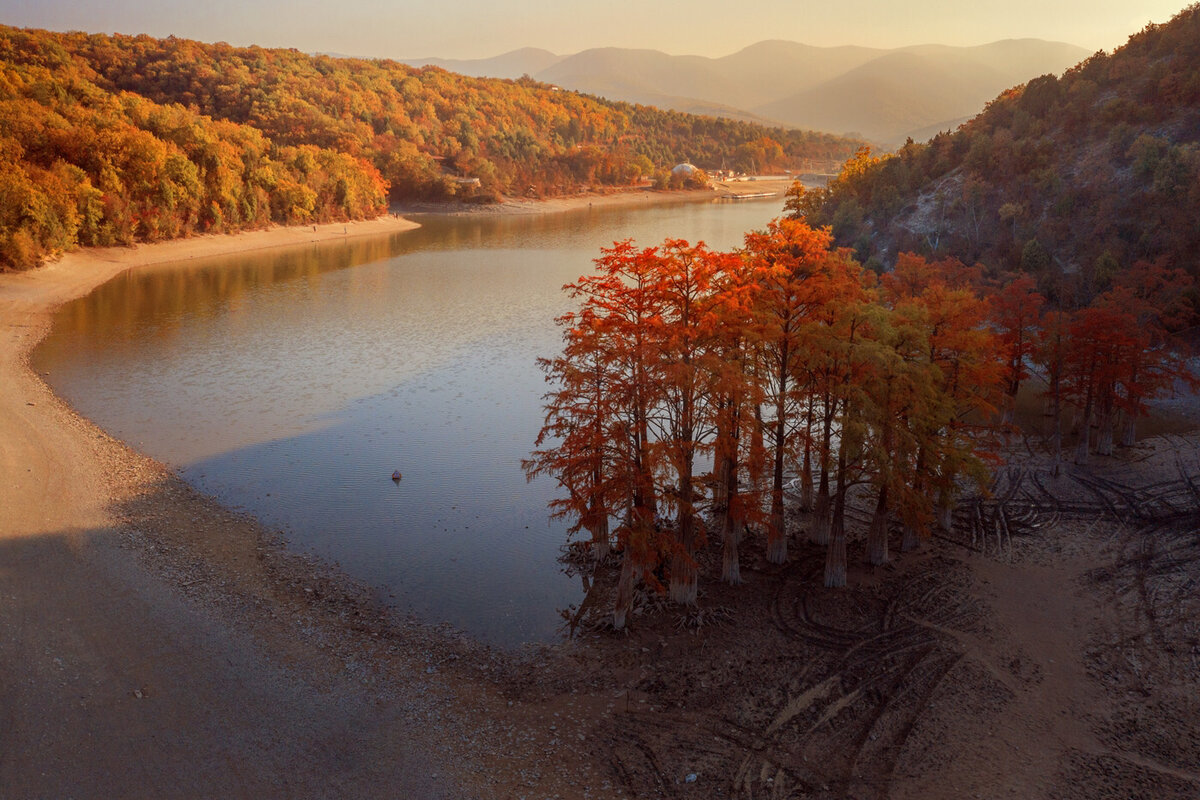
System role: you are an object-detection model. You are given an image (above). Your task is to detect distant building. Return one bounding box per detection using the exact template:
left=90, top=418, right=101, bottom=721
left=671, top=163, right=699, bottom=176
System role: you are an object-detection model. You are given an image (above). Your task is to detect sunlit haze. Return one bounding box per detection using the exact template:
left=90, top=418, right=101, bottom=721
left=0, top=0, right=1187, bottom=58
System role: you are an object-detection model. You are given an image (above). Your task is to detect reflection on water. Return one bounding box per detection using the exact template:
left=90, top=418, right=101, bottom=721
left=36, top=197, right=782, bottom=646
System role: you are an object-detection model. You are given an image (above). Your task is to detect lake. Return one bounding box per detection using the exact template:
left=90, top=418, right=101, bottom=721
left=35, top=196, right=783, bottom=646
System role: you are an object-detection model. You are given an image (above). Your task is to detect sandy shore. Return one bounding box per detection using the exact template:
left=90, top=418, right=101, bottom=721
left=0, top=213, right=474, bottom=797
left=391, top=184, right=728, bottom=216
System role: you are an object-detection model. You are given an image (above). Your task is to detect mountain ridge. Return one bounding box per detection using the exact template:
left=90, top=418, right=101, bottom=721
left=402, top=38, right=1090, bottom=146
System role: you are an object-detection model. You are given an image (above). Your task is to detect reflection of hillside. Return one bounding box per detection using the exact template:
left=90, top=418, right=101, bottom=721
left=35, top=198, right=780, bottom=466
left=49, top=233, right=415, bottom=340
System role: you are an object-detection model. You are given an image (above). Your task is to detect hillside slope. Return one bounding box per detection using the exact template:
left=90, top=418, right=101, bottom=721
left=794, top=6, right=1200, bottom=302
left=0, top=26, right=863, bottom=270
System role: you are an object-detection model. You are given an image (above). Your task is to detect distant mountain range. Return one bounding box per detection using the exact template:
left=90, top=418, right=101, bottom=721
left=404, top=39, right=1090, bottom=146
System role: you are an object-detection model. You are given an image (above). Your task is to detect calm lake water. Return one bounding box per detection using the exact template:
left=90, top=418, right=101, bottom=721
left=36, top=197, right=782, bottom=646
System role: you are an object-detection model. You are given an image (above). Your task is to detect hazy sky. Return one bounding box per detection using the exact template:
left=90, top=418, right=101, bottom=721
left=0, top=0, right=1187, bottom=59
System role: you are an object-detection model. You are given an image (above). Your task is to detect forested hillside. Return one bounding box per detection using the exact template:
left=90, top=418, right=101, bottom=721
left=0, top=26, right=862, bottom=271
left=793, top=4, right=1200, bottom=309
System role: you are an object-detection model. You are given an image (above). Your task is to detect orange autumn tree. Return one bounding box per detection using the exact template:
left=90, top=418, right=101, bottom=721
left=528, top=240, right=669, bottom=630
left=525, top=310, right=618, bottom=564
left=813, top=277, right=877, bottom=586
left=989, top=274, right=1046, bottom=425
left=1035, top=309, right=1072, bottom=475
left=882, top=253, right=1004, bottom=547
left=858, top=301, right=942, bottom=566
left=705, top=253, right=767, bottom=585
left=648, top=240, right=730, bottom=605
left=1033, top=259, right=1195, bottom=467
left=1103, top=260, right=1198, bottom=447
left=915, top=282, right=1004, bottom=533
left=742, top=219, right=854, bottom=564
left=1062, top=303, right=1140, bottom=464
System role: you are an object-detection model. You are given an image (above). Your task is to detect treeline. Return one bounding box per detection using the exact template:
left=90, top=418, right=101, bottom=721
left=792, top=4, right=1200, bottom=307
left=0, top=28, right=389, bottom=269
left=0, top=25, right=864, bottom=270
left=75, top=32, right=858, bottom=193
left=526, top=220, right=1195, bottom=628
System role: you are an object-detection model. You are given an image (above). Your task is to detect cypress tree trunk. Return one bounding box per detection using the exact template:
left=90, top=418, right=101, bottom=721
left=1074, top=408, right=1091, bottom=465
left=585, top=499, right=610, bottom=563
left=902, top=445, right=926, bottom=552
left=720, top=454, right=743, bottom=585
left=799, top=397, right=815, bottom=511
left=749, top=403, right=766, bottom=491
left=1095, top=394, right=1114, bottom=456
left=867, top=485, right=890, bottom=565
left=811, top=468, right=831, bottom=545
left=1120, top=412, right=1137, bottom=447
left=669, top=510, right=699, bottom=605
left=765, top=517, right=788, bottom=564
left=721, top=504, right=743, bottom=586
left=824, top=440, right=848, bottom=587
left=1075, top=375, right=1095, bottom=465
left=766, top=391, right=788, bottom=564
left=799, top=444, right=814, bottom=512
left=1119, top=369, right=1138, bottom=447
left=825, top=514, right=847, bottom=587
left=592, top=515, right=610, bottom=563
left=1050, top=375, right=1063, bottom=477
left=613, top=552, right=638, bottom=631
left=810, top=395, right=834, bottom=545
left=1002, top=387, right=1018, bottom=426
left=936, top=486, right=955, bottom=533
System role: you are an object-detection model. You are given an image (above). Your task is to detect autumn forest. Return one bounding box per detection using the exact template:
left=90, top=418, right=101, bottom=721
left=0, top=25, right=861, bottom=270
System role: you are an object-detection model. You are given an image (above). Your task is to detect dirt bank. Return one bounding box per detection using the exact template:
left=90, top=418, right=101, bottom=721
left=391, top=185, right=726, bottom=216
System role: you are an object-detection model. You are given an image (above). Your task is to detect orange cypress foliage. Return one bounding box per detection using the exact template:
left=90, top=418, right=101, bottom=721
left=1063, top=304, right=1142, bottom=462
left=1102, top=260, right=1199, bottom=446
left=742, top=219, right=856, bottom=564
left=883, top=254, right=1004, bottom=543
left=649, top=239, right=726, bottom=605
left=528, top=241, right=675, bottom=629
left=705, top=253, right=767, bottom=585
left=989, top=274, right=1046, bottom=423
